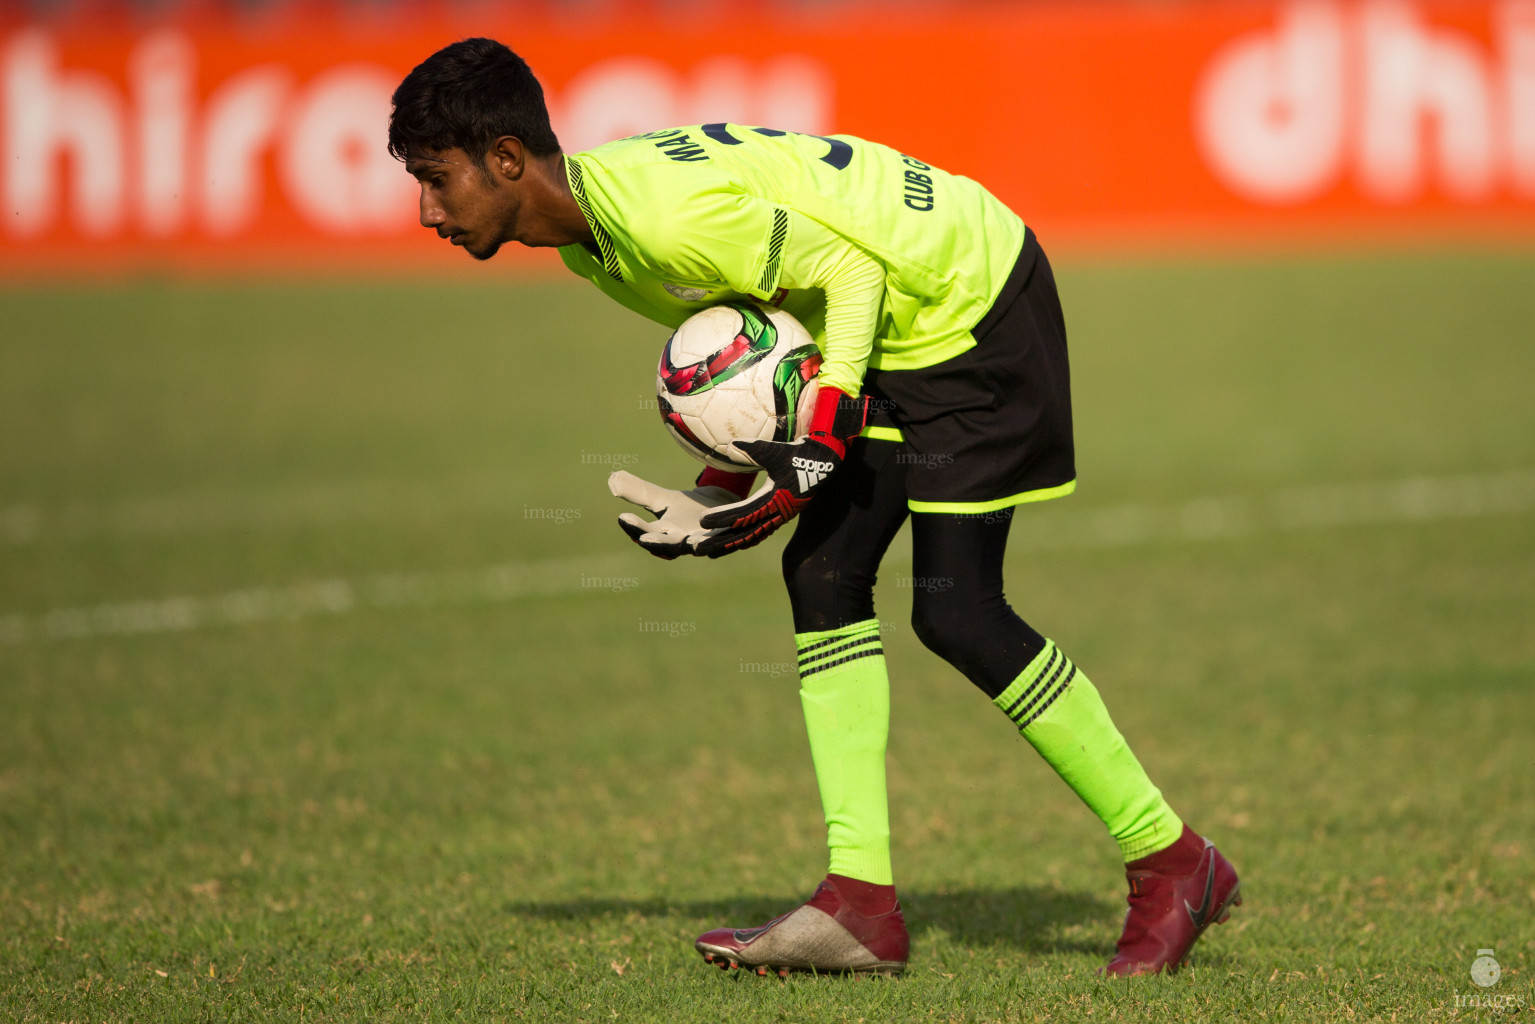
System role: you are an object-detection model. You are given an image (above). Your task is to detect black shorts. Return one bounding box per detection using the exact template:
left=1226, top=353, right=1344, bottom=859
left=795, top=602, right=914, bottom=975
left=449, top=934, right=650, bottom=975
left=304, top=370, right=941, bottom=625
left=860, top=227, right=1077, bottom=512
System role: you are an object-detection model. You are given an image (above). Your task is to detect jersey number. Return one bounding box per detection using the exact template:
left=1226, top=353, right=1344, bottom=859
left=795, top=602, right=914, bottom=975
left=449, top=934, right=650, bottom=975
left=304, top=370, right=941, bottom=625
left=700, top=123, right=854, bottom=171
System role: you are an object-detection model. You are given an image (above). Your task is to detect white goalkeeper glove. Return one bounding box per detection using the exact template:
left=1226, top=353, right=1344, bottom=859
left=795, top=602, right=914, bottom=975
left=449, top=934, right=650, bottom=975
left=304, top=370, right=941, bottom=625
left=608, top=469, right=755, bottom=560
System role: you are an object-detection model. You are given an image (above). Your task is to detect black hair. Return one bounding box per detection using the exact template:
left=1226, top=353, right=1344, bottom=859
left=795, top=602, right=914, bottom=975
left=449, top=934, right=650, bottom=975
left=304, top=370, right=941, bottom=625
left=388, top=38, right=560, bottom=162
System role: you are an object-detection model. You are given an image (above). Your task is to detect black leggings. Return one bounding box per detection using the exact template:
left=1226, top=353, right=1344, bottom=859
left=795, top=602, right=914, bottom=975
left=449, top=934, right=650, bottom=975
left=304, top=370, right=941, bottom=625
left=781, top=438, right=1047, bottom=700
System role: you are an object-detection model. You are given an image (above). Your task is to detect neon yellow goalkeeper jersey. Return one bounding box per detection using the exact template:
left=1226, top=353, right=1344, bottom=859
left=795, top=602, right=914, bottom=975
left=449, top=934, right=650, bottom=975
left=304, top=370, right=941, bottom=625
left=558, top=125, right=1025, bottom=396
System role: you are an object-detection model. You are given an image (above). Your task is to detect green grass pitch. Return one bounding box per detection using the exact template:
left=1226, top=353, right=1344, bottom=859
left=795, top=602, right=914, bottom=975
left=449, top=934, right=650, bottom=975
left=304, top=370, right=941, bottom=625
left=2, top=251, right=1532, bottom=1022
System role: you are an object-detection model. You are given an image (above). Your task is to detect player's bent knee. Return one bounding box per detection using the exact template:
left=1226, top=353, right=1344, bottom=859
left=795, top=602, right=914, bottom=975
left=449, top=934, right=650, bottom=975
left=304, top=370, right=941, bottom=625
left=909, top=591, right=974, bottom=666
left=782, top=556, right=876, bottom=634
left=910, top=586, right=1050, bottom=698
left=781, top=550, right=832, bottom=601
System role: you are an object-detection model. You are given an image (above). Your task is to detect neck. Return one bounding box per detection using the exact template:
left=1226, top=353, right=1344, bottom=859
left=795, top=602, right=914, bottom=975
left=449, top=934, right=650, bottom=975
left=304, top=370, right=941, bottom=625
left=515, top=153, right=594, bottom=248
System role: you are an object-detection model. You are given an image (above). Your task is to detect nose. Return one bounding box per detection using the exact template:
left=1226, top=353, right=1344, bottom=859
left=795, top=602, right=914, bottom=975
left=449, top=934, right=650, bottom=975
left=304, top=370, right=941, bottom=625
left=419, top=185, right=445, bottom=229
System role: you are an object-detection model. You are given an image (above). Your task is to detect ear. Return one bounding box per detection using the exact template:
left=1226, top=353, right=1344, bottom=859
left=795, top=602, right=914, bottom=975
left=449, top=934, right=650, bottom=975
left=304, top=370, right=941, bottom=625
left=487, top=136, right=527, bottom=182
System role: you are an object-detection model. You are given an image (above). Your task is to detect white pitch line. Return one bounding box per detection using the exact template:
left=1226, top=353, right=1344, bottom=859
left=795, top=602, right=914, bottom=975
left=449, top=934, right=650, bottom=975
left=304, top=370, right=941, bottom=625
left=0, top=556, right=629, bottom=647
left=0, top=470, right=549, bottom=546
left=1008, top=467, right=1535, bottom=551
left=2, top=468, right=1531, bottom=646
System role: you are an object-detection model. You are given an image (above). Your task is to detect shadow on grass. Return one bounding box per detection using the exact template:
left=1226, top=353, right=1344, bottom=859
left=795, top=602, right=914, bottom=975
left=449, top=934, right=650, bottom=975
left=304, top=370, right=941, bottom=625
left=504, top=885, right=1117, bottom=955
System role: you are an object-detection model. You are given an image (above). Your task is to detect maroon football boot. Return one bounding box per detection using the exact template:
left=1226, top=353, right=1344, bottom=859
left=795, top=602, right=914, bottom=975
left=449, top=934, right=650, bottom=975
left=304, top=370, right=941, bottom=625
left=1102, top=826, right=1242, bottom=976
left=695, top=875, right=909, bottom=977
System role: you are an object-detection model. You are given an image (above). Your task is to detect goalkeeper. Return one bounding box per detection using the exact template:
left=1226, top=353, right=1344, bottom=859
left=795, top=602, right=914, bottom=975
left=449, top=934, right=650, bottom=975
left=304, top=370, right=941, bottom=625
left=389, top=38, right=1241, bottom=978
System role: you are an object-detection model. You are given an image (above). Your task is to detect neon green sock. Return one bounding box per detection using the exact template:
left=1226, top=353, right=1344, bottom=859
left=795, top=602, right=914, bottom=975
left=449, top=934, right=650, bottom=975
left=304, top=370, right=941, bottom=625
left=795, top=619, right=893, bottom=886
left=993, top=640, right=1184, bottom=861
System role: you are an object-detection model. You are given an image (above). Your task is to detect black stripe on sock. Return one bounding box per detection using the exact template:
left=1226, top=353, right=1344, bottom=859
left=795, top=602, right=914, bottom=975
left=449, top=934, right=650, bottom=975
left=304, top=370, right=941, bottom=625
left=1002, top=648, right=1060, bottom=720
left=796, top=628, right=878, bottom=659
left=1011, top=656, right=1073, bottom=725
left=1016, top=665, right=1077, bottom=730
left=798, top=635, right=881, bottom=668
left=1017, top=667, right=1077, bottom=730
left=798, top=646, right=884, bottom=679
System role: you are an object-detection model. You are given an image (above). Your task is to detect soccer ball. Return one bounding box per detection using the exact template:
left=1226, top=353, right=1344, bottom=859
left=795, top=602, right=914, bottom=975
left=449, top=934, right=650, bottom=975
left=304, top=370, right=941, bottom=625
left=656, top=301, right=823, bottom=472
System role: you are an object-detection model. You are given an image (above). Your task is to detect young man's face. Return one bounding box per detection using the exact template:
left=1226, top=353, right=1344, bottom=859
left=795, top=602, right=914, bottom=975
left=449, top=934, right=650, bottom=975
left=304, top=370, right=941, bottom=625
left=405, top=148, right=516, bottom=261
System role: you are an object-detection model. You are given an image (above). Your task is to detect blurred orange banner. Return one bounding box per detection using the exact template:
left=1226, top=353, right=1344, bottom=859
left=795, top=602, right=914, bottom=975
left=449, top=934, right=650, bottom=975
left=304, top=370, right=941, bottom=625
left=3, top=0, right=1534, bottom=276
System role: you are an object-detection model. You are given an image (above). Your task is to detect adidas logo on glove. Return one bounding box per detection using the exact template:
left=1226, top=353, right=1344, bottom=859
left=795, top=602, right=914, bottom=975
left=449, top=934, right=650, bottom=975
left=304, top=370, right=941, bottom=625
left=792, top=455, right=836, bottom=492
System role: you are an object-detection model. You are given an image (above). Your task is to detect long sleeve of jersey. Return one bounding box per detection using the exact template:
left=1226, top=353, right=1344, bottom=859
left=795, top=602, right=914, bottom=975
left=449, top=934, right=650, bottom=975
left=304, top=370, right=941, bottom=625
left=627, top=189, right=887, bottom=398
left=772, top=211, right=885, bottom=397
